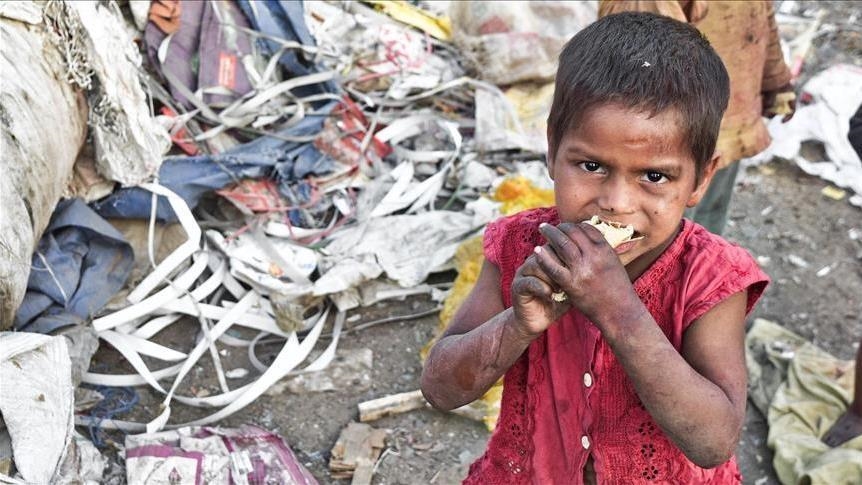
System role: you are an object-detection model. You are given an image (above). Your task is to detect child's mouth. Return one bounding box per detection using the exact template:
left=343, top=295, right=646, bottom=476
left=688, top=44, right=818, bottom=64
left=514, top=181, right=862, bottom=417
left=613, top=237, right=641, bottom=254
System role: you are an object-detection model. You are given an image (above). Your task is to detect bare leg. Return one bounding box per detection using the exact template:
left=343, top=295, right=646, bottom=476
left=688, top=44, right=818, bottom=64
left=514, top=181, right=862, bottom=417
left=822, top=338, right=862, bottom=447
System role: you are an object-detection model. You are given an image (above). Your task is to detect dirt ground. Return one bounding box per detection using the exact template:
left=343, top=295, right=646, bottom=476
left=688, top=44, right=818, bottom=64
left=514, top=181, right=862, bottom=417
left=90, top=155, right=862, bottom=485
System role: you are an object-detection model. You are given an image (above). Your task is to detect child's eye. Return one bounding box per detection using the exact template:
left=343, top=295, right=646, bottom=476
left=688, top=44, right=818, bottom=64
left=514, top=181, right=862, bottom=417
left=578, top=161, right=604, bottom=173
left=642, top=171, right=668, bottom=184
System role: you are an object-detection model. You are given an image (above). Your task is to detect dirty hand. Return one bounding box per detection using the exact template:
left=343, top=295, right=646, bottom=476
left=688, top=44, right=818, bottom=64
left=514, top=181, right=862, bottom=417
left=532, top=222, right=639, bottom=327
left=762, top=83, right=796, bottom=123
left=510, top=249, right=572, bottom=337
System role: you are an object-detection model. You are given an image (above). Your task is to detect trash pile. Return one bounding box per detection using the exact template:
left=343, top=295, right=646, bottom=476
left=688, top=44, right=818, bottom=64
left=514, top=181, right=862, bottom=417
left=0, top=1, right=594, bottom=483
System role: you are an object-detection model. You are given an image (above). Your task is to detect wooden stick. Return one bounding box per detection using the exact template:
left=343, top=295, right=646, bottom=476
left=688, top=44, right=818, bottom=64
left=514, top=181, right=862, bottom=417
left=358, top=389, right=428, bottom=422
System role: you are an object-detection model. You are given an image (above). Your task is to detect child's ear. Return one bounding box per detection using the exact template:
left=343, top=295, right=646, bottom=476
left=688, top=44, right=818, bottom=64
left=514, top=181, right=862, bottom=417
left=546, top=128, right=555, bottom=180
left=686, top=152, right=720, bottom=207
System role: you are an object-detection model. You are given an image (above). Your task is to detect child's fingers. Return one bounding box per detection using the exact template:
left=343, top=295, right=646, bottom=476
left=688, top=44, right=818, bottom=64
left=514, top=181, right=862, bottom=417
left=512, top=272, right=556, bottom=301
left=560, top=222, right=606, bottom=248
left=519, top=252, right=558, bottom=287
left=539, top=223, right=582, bottom=263
left=533, top=245, right=573, bottom=292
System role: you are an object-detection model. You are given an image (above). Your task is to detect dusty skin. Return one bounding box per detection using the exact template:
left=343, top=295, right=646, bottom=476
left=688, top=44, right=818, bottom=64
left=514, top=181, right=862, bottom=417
left=822, top=410, right=862, bottom=447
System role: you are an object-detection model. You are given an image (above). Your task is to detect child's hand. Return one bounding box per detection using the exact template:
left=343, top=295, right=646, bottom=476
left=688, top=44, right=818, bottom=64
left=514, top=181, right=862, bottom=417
left=510, top=250, right=572, bottom=337
left=533, top=222, right=639, bottom=326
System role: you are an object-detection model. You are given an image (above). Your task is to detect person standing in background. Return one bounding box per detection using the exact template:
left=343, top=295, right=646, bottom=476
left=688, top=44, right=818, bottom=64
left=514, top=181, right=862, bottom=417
left=599, top=1, right=796, bottom=234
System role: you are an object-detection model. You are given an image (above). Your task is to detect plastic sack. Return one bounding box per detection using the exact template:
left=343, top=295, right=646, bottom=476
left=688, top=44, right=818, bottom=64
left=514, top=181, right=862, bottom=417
left=125, top=425, right=318, bottom=485
left=0, top=4, right=88, bottom=329
left=449, top=1, right=597, bottom=85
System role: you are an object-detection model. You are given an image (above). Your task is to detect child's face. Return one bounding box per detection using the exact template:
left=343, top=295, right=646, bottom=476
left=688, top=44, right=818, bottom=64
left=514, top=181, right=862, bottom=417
left=547, top=103, right=716, bottom=270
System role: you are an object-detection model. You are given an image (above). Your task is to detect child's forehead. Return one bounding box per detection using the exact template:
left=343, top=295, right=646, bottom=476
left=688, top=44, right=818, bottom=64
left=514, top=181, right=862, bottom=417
left=568, top=103, right=686, bottom=145
left=558, top=103, right=696, bottom=166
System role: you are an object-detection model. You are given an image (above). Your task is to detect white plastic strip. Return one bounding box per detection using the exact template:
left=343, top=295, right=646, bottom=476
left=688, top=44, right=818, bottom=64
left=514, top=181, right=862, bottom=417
left=127, top=182, right=202, bottom=303
left=83, top=363, right=183, bottom=387
left=132, top=314, right=182, bottom=340
left=178, top=303, right=330, bottom=427
left=92, top=253, right=209, bottom=332
left=95, top=332, right=168, bottom=393
left=156, top=300, right=288, bottom=336
left=99, top=330, right=187, bottom=362
left=147, top=292, right=258, bottom=432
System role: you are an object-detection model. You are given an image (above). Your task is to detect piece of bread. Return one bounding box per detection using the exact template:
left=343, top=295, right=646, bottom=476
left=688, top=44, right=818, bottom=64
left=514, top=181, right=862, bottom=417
left=582, top=215, right=640, bottom=248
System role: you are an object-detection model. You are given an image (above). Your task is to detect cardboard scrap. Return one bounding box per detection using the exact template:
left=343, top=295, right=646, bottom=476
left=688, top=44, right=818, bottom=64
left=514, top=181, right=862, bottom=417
left=329, top=422, right=389, bottom=484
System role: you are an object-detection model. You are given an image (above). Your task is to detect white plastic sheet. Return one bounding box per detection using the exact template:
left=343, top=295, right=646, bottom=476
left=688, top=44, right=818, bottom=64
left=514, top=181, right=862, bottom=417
left=750, top=64, right=862, bottom=207
left=0, top=333, right=74, bottom=484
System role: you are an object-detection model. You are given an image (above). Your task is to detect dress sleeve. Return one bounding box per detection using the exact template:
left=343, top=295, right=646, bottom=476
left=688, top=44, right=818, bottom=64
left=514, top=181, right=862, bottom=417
left=683, top=245, right=770, bottom=327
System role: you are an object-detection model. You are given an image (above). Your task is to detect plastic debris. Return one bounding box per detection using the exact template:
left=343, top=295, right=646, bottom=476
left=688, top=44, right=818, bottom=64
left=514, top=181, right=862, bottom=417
left=125, top=425, right=317, bottom=485
left=450, top=1, right=597, bottom=85
left=0, top=2, right=90, bottom=329
left=750, top=64, right=862, bottom=207
left=367, top=0, right=452, bottom=41
left=821, top=185, right=847, bottom=200
left=0, top=333, right=80, bottom=483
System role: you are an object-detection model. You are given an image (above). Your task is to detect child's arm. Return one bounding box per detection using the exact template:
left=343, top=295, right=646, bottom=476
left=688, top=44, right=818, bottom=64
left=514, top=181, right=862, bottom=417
left=421, top=256, right=569, bottom=411
left=536, top=222, right=749, bottom=468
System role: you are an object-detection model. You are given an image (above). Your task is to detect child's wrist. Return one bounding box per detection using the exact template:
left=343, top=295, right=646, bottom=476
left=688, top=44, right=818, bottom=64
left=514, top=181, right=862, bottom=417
left=505, top=309, right=543, bottom=345
left=591, top=292, right=649, bottom=334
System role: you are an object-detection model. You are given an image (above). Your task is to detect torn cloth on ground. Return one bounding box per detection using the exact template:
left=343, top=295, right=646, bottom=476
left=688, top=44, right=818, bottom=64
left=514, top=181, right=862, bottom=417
left=13, top=199, right=133, bottom=334
left=746, top=318, right=862, bottom=485
left=124, top=425, right=317, bottom=485
left=91, top=102, right=336, bottom=221
left=144, top=0, right=254, bottom=110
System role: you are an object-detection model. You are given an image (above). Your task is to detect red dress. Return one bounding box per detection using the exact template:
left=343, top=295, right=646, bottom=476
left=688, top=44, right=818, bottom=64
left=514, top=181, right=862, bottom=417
left=465, top=207, right=769, bottom=484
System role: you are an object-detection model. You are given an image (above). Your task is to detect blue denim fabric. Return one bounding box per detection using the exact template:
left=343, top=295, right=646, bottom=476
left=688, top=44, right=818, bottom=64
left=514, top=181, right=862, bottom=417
left=91, top=102, right=336, bottom=221
left=15, top=199, right=134, bottom=334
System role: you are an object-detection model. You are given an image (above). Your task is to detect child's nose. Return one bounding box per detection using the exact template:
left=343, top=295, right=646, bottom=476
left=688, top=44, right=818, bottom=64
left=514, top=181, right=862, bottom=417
left=598, top=178, right=637, bottom=215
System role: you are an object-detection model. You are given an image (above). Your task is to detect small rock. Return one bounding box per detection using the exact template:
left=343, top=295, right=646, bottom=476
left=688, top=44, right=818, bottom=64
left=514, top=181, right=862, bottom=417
left=785, top=254, right=809, bottom=268
left=226, top=368, right=249, bottom=379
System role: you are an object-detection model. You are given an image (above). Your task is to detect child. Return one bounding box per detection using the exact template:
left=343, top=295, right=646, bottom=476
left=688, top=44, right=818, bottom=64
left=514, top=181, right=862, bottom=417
left=421, top=12, right=769, bottom=484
